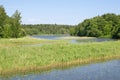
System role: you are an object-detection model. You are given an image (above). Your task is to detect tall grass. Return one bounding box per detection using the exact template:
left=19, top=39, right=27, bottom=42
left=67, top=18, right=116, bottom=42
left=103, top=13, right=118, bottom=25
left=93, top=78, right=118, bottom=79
left=0, top=37, right=120, bottom=76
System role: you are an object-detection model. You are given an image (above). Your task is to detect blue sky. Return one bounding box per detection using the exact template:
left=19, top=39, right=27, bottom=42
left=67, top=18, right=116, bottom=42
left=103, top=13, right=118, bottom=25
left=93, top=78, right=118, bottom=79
left=0, top=0, right=120, bottom=25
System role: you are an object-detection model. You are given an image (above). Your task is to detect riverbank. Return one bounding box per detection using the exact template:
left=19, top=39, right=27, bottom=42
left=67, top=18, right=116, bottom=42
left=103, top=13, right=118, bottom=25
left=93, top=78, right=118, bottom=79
left=60, top=36, right=96, bottom=39
left=0, top=37, right=120, bottom=76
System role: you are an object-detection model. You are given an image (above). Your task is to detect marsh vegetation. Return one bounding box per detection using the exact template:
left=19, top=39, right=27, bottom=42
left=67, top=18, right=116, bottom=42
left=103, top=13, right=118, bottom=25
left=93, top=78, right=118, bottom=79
left=0, top=5, right=120, bottom=79
left=0, top=36, right=120, bottom=76
left=2, top=60, right=120, bottom=80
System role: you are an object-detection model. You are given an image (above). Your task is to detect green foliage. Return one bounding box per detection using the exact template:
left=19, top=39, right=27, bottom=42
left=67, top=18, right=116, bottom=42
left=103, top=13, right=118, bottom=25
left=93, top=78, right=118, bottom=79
left=0, top=6, right=26, bottom=38
left=112, top=27, right=120, bottom=39
left=72, top=13, right=120, bottom=39
left=3, top=24, right=12, bottom=38
left=0, top=37, right=120, bottom=74
left=0, top=6, right=7, bottom=26
left=70, top=27, right=76, bottom=36
left=0, top=5, right=7, bottom=37
left=22, top=24, right=74, bottom=35
left=19, top=29, right=26, bottom=37
left=11, top=10, right=22, bottom=38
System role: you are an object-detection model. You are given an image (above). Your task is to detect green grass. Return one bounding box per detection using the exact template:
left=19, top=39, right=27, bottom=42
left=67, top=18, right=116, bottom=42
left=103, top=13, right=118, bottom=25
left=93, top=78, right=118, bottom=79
left=0, top=37, right=120, bottom=75
left=0, top=36, right=66, bottom=47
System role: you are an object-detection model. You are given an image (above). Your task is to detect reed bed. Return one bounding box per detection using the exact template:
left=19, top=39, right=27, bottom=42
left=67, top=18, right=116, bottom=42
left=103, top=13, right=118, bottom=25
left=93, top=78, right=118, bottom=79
left=0, top=37, right=120, bottom=76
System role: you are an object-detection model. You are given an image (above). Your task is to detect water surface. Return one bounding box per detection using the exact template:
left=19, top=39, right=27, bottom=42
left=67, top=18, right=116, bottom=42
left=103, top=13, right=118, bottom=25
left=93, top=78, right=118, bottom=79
left=32, top=35, right=62, bottom=40
left=2, top=60, right=120, bottom=80
left=32, top=35, right=114, bottom=43
left=71, top=38, right=114, bottom=43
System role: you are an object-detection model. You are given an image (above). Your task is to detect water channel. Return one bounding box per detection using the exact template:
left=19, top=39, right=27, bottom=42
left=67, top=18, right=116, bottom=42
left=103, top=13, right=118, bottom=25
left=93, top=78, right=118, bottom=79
left=1, top=36, right=118, bottom=80
left=32, top=35, right=114, bottom=43
left=1, top=60, right=120, bottom=80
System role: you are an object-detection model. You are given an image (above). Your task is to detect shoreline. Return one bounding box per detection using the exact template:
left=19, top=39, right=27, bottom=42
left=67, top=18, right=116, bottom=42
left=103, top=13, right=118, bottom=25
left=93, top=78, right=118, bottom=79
left=0, top=37, right=120, bottom=77
left=0, top=55, right=120, bottom=77
left=60, top=36, right=96, bottom=40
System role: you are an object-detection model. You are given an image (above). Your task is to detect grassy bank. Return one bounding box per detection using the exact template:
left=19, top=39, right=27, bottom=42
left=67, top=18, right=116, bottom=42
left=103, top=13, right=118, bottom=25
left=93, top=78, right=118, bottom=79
left=0, top=37, right=120, bottom=76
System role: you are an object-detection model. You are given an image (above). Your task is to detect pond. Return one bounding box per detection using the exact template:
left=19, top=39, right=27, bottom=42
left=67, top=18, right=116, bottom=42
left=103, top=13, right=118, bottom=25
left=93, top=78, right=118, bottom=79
left=1, top=60, right=120, bottom=80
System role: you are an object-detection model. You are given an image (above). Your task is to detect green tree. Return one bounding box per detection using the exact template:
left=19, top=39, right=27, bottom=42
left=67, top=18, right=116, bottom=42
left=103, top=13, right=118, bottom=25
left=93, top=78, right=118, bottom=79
left=0, top=6, right=26, bottom=38
left=72, top=13, right=120, bottom=39
left=11, top=10, right=22, bottom=38
left=19, top=28, right=26, bottom=37
left=112, top=27, right=120, bottom=39
left=3, top=24, right=12, bottom=38
left=0, top=5, right=7, bottom=37
left=70, top=27, right=76, bottom=36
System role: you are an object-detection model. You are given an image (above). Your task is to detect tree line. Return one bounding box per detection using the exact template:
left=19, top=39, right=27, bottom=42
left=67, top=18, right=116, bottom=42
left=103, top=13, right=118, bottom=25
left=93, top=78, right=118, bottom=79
left=0, top=5, right=120, bottom=39
left=70, top=13, right=120, bottom=39
left=0, top=6, right=26, bottom=38
left=0, top=5, right=74, bottom=37
left=22, top=24, right=74, bottom=35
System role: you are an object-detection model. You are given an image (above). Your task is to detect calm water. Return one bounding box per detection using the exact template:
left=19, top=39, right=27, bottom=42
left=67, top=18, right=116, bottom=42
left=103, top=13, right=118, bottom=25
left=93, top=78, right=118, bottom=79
left=32, top=35, right=63, bottom=40
left=71, top=38, right=114, bottom=43
left=32, top=35, right=114, bottom=43
left=1, top=60, right=120, bottom=80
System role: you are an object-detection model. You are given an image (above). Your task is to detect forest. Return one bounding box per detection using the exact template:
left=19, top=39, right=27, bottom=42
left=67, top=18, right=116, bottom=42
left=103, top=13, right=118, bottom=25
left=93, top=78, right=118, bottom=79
left=70, top=13, right=120, bottom=39
left=0, top=6, right=26, bottom=38
left=0, top=5, right=120, bottom=39
left=22, top=24, right=74, bottom=35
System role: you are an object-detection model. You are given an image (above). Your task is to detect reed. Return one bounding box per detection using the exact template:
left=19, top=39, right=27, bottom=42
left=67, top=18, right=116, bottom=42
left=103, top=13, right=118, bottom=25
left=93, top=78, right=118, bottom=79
left=0, top=37, right=120, bottom=76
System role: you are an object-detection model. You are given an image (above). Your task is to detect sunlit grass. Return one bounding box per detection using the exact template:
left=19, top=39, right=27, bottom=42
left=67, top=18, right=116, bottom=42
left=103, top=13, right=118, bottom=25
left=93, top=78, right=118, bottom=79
left=0, top=37, right=120, bottom=76
left=0, top=36, right=66, bottom=47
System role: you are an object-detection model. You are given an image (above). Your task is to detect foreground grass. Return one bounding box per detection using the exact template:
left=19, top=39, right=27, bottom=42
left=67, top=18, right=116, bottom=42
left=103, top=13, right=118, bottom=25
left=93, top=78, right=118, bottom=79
left=0, top=37, right=120, bottom=76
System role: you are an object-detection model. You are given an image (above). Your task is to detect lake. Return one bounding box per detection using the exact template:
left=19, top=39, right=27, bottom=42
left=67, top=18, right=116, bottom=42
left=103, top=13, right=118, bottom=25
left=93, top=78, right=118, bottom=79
left=32, top=35, right=114, bottom=43
left=32, top=35, right=60, bottom=40
left=1, top=60, right=120, bottom=80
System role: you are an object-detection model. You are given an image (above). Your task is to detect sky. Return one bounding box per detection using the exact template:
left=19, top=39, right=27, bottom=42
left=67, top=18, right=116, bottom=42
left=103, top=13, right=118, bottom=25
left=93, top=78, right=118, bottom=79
left=0, top=0, right=120, bottom=25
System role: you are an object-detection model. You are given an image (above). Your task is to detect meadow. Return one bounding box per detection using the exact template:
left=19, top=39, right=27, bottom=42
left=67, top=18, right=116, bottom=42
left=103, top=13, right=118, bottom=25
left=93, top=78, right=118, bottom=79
left=0, top=37, right=120, bottom=76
